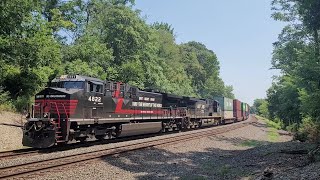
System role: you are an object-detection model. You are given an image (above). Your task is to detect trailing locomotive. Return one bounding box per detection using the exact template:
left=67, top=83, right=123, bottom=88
left=22, top=75, right=250, bottom=148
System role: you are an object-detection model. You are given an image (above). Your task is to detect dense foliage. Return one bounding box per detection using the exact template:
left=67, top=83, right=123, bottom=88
left=254, top=0, right=320, bottom=143
left=0, top=0, right=234, bottom=111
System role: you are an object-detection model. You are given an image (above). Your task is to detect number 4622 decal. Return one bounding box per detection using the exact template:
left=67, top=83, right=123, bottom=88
left=88, top=96, right=102, bottom=102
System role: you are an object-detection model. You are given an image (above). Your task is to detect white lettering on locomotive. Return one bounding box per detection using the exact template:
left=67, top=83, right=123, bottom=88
left=36, top=95, right=44, bottom=99
left=45, top=95, right=66, bottom=98
left=141, top=110, right=154, bottom=114
left=132, top=101, right=162, bottom=108
left=88, top=96, right=102, bottom=102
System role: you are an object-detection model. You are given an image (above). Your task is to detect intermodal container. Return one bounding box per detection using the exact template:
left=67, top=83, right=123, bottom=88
left=245, top=104, right=250, bottom=120
left=233, top=99, right=242, bottom=121
left=213, top=97, right=234, bottom=119
left=241, top=102, right=246, bottom=119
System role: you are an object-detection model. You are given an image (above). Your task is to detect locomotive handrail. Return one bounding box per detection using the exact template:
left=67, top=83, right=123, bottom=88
left=50, top=102, right=60, bottom=128
left=61, top=103, right=69, bottom=120
left=31, top=102, right=46, bottom=119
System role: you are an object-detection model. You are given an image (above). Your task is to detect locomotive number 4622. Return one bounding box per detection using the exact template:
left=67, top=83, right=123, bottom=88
left=88, top=96, right=102, bottom=102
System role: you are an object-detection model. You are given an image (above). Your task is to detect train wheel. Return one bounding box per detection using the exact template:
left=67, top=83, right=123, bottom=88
left=182, top=117, right=190, bottom=129
left=111, top=125, right=121, bottom=138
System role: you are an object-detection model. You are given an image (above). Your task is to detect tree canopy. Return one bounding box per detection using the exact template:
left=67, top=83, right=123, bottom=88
left=0, top=0, right=235, bottom=111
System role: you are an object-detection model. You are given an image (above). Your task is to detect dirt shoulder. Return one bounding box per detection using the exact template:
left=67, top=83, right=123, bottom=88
left=0, top=111, right=26, bottom=152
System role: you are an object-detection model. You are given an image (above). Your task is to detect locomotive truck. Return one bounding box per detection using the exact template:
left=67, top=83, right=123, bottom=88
left=22, top=75, right=250, bottom=148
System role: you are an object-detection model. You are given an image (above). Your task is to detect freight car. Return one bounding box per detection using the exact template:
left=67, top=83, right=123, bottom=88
left=213, top=97, right=234, bottom=124
left=22, top=75, right=250, bottom=148
left=233, top=99, right=243, bottom=121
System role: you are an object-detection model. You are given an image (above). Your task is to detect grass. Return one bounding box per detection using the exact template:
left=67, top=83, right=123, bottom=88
left=256, top=115, right=280, bottom=142
left=267, top=128, right=280, bottom=142
left=239, top=140, right=263, bottom=147
left=256, top=115, right=282, bottom=129
left=0, top=103, right=16, bottom=112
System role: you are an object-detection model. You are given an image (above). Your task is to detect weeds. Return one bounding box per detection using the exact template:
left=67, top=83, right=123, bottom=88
left=256, top=116, right=280, bottom=142
left=256, top=115, right=282, bottom=129
left=267, top=128, right=280, bottom=142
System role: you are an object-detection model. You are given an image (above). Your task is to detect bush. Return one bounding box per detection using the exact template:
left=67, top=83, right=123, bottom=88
left=0, top=102, right=15, bottom=112
left=295, top=117, right=320, bottom=143
left=0, top=87, right=15, bottom=112
left=13, top=96, right=32, bottom=113
left=286, top=123, right=299, bottom=132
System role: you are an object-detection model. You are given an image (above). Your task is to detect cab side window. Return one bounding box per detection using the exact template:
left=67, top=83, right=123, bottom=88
left=88, top=82, right=103, bottom=94
left=96, top=85, right=102, bottom=93
left=89, top=82, right=94, bottom=92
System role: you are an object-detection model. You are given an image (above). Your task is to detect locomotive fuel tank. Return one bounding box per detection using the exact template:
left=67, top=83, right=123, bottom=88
left=118, top=122, right=163, bottom=137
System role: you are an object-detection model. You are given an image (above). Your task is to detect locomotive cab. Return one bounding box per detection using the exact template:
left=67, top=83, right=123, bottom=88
left=22, top=75, right=104, bottom=148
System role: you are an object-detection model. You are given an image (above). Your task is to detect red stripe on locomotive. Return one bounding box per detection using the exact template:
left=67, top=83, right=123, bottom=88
left=35, top=99, right=78, bottom=115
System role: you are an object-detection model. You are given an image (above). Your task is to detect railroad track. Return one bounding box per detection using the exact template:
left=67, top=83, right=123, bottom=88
left=0, top=128, right=178, bottom=161
left=0, top=117, right=256, bottom=179
left=0, top=149, right=39, bottom=161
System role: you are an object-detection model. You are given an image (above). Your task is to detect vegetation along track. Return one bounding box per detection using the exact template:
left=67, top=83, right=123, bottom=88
left=0, top=116, right=256, bottom=179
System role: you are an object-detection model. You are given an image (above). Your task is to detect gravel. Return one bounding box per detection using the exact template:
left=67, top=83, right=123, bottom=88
left=2, top=116, right=319, bottom=180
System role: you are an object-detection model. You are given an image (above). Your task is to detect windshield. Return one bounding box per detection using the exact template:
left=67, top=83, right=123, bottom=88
left=51, top=81, right=84, bottom=89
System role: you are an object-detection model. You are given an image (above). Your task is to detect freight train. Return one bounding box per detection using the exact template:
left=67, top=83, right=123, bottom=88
left=22, top=75, right=250, bottom=148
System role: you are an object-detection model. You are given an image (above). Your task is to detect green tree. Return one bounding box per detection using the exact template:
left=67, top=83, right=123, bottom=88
left=271, top=0, right=320, bottom=121
left=267, top=76, right=301, bottom=126
left=0, top=0, right=73, bottom=111
left=179, top=41, right=233, bottom=98
left=252, top=99, right=269, bottom=118
left=0, top=0, right=235, bottom=112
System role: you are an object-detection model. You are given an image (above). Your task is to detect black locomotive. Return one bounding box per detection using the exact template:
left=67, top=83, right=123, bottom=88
left=23, top=75, right=248, bottom=148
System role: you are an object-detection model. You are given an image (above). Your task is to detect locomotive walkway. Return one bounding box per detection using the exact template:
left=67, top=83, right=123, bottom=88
left=0, top=117, right=256, bottom=179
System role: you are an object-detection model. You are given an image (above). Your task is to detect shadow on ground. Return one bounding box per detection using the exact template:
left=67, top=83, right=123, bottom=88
left=101, top=138, right=312, bottom=179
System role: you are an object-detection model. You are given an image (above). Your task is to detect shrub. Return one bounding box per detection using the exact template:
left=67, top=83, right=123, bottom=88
left=0, top=87, right=15, bottom=112
left=286, top=123, right=299, bottom=132
left=295, top=117, right=320, bottom=143
left=13, top=96, right=33, bottom=113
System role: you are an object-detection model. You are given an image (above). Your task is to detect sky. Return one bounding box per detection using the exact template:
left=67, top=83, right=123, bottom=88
left=134, top=0, right=286, bottom=105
